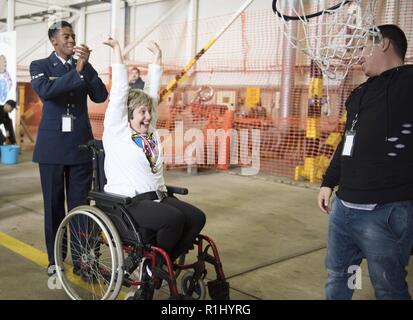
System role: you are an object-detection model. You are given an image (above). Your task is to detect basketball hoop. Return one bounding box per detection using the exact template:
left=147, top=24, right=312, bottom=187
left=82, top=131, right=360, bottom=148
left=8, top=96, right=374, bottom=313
left=273, top=0, right=382, bottom=80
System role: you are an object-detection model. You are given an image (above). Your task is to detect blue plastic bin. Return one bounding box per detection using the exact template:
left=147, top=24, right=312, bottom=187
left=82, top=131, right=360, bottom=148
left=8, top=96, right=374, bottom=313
left=0, top=144, right=20, bottom=165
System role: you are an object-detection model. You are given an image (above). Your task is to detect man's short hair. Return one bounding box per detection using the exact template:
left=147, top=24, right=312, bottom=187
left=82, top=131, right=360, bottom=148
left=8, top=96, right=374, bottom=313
left=378, top=24, right=408, bottom=60
left=48, top=21, right=73, bottom=40
left=131, top=67, right=140, bottom=73
left=5, top=100, right=16, bottom=110
left=127, top=89, right=153, bottom=120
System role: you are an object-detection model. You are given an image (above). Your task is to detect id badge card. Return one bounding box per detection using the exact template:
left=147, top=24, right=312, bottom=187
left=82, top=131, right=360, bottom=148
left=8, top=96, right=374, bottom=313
left=342, top=130, right=356, bottom=157
left=62, top=114, right=74, bottom=132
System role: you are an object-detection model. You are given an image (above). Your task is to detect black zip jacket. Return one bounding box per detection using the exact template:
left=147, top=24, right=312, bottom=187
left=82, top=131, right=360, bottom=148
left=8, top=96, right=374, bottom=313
left=321, top=64, right=413, bottom=204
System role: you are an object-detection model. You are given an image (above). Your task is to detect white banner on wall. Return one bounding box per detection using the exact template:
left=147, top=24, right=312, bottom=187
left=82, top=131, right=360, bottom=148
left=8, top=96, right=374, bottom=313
left=0, top=31, right=17, bottom=133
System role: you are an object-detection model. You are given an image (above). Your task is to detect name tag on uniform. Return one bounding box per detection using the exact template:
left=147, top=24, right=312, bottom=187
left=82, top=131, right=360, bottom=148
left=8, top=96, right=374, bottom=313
left=342, top=131, right=356, bottom=157
left=62, top=115, right=74, bottom=132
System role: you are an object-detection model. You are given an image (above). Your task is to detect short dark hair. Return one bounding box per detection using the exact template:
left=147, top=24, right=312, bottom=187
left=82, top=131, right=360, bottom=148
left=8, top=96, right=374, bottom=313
left=48, top=21, right=73, bottom=40
left=131, top=67, right=140, bottom=73
left=5, top=100, right=16, bottom=109
left=378, top=24, right=408, bottom=60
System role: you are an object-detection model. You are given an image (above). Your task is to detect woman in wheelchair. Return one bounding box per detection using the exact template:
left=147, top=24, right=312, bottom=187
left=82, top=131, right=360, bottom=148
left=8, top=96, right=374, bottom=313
left=102, top=38, right=206, bottom=267
left=102, top=38, right=205, bottom=272
left=53, top=36, right=229, bottom=300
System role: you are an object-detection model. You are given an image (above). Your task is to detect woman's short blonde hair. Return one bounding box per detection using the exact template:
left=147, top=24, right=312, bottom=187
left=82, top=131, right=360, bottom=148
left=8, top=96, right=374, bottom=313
left=127, top=89, right=154, bottom=120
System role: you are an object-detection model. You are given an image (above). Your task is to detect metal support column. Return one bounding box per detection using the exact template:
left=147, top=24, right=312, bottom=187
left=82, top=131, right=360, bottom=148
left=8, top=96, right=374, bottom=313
left=278, top=0, right=298, bottom=130
left=7, top=0, right=15, bottom=31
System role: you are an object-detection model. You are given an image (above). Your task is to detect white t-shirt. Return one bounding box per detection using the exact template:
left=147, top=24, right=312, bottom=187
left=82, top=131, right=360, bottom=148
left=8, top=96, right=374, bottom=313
left=102, top=63, right=166, bottom=197
left=340, top=200, right=377, bottom=211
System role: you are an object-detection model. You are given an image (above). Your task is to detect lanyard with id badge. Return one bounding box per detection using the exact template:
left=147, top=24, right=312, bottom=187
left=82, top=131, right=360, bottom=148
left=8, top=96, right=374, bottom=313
left=342, top=83, right=368, bottom=157
left=342, top=113, right=358, bottom=157
left=61, top=60, right=75, bottom=133
left=62, top=106, right=74, bottom=132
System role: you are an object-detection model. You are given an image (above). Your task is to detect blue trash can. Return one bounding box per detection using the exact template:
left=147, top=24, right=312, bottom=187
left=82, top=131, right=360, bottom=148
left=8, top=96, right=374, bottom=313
left=0, top=144, right=20, bottom=165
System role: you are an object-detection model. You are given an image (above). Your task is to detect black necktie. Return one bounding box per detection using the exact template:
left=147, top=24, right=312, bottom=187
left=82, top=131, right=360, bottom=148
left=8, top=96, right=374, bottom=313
left=64, top=62, right=71, bottom=72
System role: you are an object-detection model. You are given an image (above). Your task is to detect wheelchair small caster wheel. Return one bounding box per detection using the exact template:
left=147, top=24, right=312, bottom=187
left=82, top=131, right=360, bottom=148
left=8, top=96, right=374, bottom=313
left=180, top=271, right=206, bottom=300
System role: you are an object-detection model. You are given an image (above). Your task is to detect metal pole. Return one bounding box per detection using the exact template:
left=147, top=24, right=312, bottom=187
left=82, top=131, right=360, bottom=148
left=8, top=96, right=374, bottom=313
left=77, top=7, right=86, bottom=44
left=186, top=0, right=198, bottom=62
left=124, top=0, right=131, bottom=48
left=111, top=0, right=122, bottom=41
left=279, top=0, right=298, bottom=129
left=7, top=0, right=15, bottom=31
left=185, top=0, right=198, bottom=87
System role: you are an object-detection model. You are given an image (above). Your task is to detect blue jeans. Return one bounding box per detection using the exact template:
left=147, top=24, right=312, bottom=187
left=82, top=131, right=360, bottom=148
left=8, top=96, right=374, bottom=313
left=325, top=197, right=413, bottom=300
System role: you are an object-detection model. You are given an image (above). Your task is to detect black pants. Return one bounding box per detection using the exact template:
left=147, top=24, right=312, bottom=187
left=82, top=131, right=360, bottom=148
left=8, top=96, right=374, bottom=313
left=39, top=162, right=92, bottom=264
left=0, top=130, right=5, bottom=145
left=128, top=197, right=206, bottom=261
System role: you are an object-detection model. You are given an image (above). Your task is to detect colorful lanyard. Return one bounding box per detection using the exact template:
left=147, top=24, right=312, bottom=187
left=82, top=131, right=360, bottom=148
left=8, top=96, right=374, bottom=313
left=131, top=132, right=159, bottom=173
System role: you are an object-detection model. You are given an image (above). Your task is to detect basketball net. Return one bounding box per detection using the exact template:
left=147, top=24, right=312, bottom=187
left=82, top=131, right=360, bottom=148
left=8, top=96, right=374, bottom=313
left=274, top=0, right=381, bottom=81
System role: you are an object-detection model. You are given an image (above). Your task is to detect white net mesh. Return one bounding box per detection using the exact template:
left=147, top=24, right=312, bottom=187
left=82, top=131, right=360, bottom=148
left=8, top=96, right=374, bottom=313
left=274, top=0, right=382, bottom=80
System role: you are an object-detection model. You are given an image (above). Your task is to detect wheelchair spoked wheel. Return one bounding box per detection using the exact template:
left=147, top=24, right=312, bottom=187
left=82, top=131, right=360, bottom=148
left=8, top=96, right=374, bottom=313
left=54, top=206, right=124, bottom=300
left=180, top=271, right=206, bottom=300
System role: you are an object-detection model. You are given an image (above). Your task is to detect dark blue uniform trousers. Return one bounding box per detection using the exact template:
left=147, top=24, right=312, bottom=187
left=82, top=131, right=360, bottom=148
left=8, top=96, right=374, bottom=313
left=39, top=162, right=92, bottom=265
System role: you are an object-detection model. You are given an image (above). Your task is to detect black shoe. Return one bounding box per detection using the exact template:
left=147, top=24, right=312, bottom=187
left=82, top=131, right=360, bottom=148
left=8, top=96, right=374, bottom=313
left=124, top=255, right=139, bottom=275
left=155, top=278, right=164, bottom=290
left=47, top=264, right=56, bottom=277
left=72, top=262, right=97, bottom=283
left=73, top=264, right=82, bottom=276
left=80, top=268, right=98, bottom=283
left=153, top=261, right=168, bottom=289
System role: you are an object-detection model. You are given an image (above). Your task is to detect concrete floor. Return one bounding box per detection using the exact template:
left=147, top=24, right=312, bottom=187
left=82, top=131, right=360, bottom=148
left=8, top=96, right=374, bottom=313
left=1, top=151, right=412, bottom=300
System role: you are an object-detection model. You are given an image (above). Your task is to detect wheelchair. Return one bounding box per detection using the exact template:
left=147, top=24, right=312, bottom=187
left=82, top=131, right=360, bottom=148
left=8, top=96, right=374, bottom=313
left=53, top=140, right=230, bottom=300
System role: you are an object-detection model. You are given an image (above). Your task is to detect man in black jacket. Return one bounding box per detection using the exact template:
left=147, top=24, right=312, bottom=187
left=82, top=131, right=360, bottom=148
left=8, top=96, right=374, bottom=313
left=318, top=25, right=413, bottom=300
left=129, top=67, right=145, bottom=89
left=0, top=99, right=17, bottom=145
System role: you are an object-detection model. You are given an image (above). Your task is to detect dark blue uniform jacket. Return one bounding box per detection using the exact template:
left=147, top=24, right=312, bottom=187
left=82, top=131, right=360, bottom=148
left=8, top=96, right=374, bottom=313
left=30, top=52, right=108, bottom=164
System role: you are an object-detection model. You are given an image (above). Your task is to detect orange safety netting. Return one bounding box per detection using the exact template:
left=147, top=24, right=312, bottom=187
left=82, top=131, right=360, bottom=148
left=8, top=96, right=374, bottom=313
left=83, top=1, right=413, bottom=182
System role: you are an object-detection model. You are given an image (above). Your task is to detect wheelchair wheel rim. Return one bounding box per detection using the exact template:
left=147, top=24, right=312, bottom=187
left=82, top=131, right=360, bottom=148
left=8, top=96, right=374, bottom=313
left=54, top=208, right=123, bottom=300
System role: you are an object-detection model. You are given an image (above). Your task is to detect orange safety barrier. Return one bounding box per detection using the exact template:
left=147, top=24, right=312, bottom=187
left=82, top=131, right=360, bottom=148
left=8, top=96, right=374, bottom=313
left=21, top=3, right=413, bottom=183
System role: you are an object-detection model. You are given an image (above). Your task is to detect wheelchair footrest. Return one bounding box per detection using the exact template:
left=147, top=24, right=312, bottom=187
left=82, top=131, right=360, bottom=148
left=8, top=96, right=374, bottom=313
left=207, top=279, right=230, bottom=300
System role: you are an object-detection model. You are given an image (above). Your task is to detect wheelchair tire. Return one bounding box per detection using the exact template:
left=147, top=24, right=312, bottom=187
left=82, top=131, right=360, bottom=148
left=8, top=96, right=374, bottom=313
left=180, top=271, right=206, bottom=300
left=54, top=206, right=124, bottom=300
